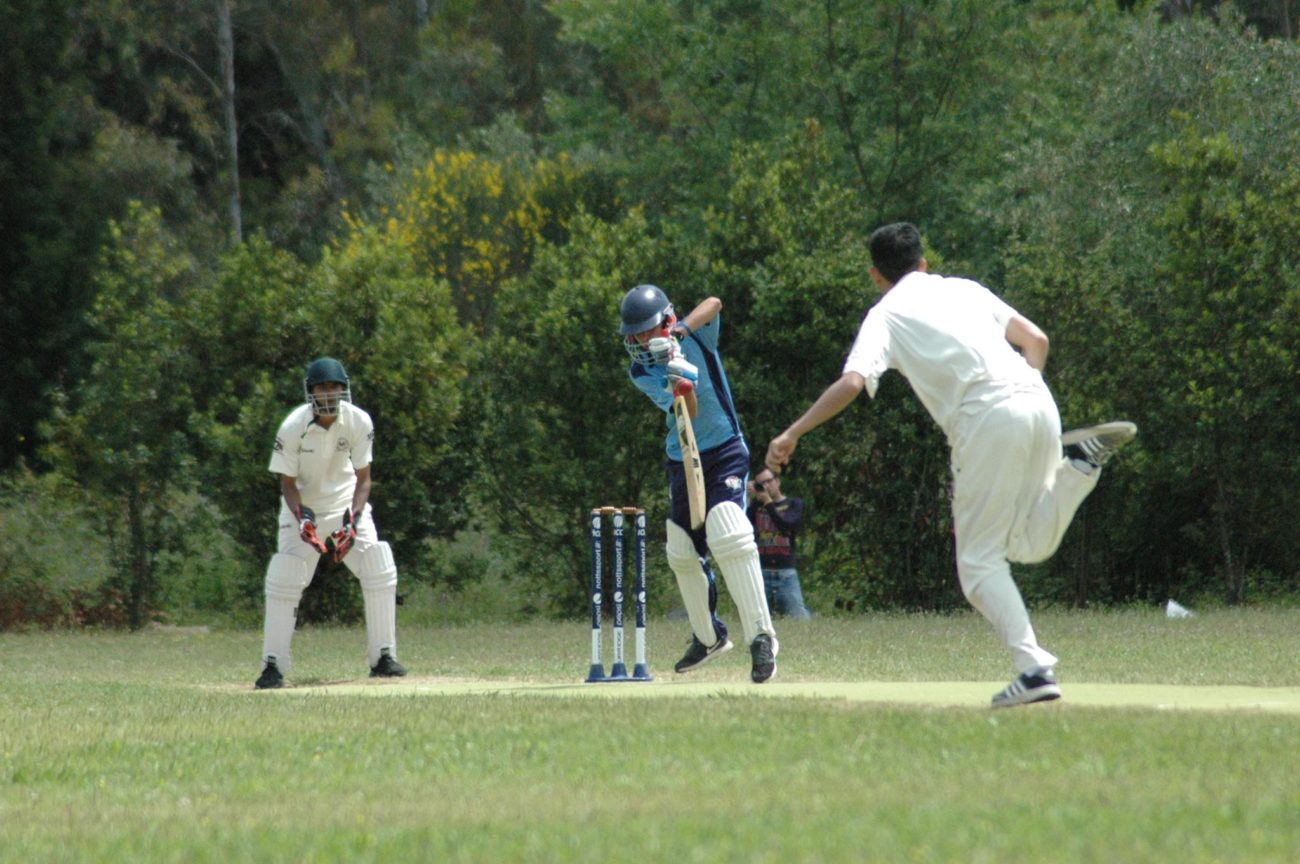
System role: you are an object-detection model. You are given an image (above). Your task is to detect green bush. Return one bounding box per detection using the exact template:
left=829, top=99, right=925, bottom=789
left=0, top=470, right=118, bottom=628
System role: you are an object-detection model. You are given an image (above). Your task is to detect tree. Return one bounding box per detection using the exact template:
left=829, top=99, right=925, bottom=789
left=42, top=205, right=201, bottom=628
left=545, top=0, right=1056, bottom=259
left=1140, top=126, right=1300, bottom=601
left=992, top=14, right=1300, bottom=603
left=0, top=0, right=212, bottom=473
left=217, top=0, right=241, bottom=241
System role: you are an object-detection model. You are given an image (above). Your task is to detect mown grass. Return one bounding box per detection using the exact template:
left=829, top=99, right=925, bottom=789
left=1, top=608, right=1298, bottom=863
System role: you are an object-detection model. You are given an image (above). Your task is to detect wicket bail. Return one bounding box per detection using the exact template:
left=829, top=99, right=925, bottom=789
left=585, top=506, right=652, bottom=683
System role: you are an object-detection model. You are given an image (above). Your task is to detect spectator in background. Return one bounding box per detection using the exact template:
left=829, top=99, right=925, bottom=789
left=747, top=467, right=812, bottom=619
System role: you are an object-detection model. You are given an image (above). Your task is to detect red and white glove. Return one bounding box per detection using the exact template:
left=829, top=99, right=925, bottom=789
left=296, top=505, right=330, bottom=555
left=327, top=507, right=357, bottom=562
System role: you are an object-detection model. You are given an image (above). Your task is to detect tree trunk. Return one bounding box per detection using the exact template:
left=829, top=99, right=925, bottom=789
left=217, top=0, right=242, bottom=243
left=127, top=486, right=153, bottom=630
left=1213, top=462, right=1245, bottom=604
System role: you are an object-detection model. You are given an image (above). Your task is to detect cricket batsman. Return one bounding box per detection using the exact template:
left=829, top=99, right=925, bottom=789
left=620, top=284, right=779, bottom=683
left=254, top=358, right=407, bottom=689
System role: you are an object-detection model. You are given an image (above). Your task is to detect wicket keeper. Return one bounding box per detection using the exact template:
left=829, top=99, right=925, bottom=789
left=254, top=358, right=407, bottom=689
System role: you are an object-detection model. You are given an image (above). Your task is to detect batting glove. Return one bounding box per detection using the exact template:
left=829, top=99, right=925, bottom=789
left=328, top=507, right=357, bottom=562
left=646, top=335, right=678, bottom=367
left=665, top=356, right=698, bottom=394
left=296, top=505, right=330, bottom=555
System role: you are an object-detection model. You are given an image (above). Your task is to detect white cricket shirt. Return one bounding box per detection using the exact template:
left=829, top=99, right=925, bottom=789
left=268, top=401, right=374, bottom=514
left=843, top=270, right=1042, bottom=442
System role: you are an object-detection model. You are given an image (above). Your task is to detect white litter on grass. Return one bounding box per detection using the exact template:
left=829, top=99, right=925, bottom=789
left=1166, top=599, right=1194, bottom=619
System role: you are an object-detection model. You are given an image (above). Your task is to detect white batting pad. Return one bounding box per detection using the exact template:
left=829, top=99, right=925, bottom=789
left=665, top=520, right=719, bottom=647
left=262, top=553, right=313, bottom=672
left=354, top=541, right=398, bottom=667
left=705, top=501, right=774, bottom=646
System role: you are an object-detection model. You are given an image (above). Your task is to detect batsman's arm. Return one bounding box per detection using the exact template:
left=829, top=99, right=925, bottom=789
left=1005, top=315, right=1049, bottom=371
left=766, top=372, right=866, bottom=472
left=676, top=297, right=722, bottom=336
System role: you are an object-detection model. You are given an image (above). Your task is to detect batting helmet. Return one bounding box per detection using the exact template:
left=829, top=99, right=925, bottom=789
left=303, top=357, right=351, bottom=416
left=619, top=284, right=673, bottom=336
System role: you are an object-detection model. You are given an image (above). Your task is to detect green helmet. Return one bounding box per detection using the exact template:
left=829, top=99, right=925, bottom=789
left=303, top=357, right=351, bottom=416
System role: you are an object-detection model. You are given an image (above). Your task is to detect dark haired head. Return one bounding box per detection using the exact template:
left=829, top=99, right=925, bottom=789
left=869, top=223, right=924, bottom=285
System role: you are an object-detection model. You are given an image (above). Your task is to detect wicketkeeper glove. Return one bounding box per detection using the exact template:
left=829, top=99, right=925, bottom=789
left=296, top=504, right=330, bottom=555
left=327, top=506, right=357, bottom=562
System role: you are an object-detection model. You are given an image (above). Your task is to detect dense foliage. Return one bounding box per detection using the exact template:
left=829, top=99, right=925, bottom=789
left=3, top=1, right=1297, bottom=626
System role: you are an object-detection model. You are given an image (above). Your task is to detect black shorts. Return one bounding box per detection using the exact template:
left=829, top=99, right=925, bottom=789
left=666, top=435, right=750, bottom=558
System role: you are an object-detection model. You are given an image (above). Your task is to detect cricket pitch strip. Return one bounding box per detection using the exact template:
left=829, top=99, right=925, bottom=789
left=259, top=678, right=1300, bottom=714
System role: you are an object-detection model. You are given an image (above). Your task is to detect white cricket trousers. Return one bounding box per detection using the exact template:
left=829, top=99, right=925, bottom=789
left=950, top=382, right=1099, bottom=674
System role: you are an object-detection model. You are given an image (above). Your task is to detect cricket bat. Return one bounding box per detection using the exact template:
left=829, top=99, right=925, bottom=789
left=672, top=382, right=706, bottom=529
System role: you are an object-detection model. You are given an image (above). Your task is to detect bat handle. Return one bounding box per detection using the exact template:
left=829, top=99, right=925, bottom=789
left=673, top=380, right=694, bottom=398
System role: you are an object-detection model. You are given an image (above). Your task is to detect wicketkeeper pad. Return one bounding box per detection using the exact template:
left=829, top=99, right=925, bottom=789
left=263, top=553, right=314, bottom=672
left=351, top=540, right=398, bottom=668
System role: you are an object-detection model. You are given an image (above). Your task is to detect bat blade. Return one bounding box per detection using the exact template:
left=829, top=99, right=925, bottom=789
left=672, top=394, right=706, bottom=529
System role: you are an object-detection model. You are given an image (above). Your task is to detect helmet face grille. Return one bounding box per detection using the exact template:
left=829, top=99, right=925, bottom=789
left=305, top=383, right=351, bottom=415
left=624, top=335, right=657, bottom=366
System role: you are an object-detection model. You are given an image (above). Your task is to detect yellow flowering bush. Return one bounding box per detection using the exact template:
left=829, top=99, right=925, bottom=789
left=346, top=150, right=583, bottom=329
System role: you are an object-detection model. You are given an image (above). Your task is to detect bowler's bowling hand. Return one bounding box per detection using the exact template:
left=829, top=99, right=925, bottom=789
left=766, top=432, right=797, bottom=474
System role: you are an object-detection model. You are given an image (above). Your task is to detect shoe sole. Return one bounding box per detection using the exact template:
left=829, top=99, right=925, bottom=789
left=674, top=638, right=733, bottom=673
left=1061, top=421, right=1137, bottom=447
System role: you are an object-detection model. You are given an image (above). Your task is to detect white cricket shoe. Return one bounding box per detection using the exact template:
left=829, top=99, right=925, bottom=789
left=1062, top=421, right=1137, bottom=469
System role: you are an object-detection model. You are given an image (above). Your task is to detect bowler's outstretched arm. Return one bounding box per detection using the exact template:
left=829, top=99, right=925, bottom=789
left=766, top=371, right=866, bottom=472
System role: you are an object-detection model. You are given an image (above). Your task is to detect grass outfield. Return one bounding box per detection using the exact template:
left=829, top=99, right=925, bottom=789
left=1, top=608, right=1298, bottom=863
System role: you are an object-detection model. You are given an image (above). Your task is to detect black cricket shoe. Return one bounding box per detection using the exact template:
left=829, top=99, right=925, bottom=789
left=674, top=635, right=734, bottom=673
left=750, top=633, right=778, bottom=684
left=370, top=648, right=407, bottom=678
left=254, top=658, right=284, bottom=690
left=991, top=667, right=1062, bottom=708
